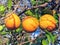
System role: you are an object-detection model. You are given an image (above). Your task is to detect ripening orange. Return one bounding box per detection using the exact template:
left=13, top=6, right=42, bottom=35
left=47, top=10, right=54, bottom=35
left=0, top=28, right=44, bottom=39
left=22, top=16, right=39, bottom=32
left=4, top=13, right=21, bottom=30
left=39, top=14, right=56, bottom=31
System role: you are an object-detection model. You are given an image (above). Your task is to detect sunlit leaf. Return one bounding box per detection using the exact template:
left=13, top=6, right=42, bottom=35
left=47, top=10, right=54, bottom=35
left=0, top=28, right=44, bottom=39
left=16, top=25, right=22, bottom=33
left=46, top=34, right=51, bottom=43
left=0, top=31, right=8, bottom=35
left=42, top=39, right=48, bottom=45
left=25, top=10, right=33, bottom=16
left=45, top=30, right=56, bottom=43
left=7, top=0, right=12, bottom=9
left=31, top=0, right=36, bottom=6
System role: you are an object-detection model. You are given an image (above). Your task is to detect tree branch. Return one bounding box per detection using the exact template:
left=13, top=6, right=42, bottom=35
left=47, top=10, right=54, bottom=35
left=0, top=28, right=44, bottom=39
left=27, top=3, right=48, bottom=10
left=1, top=3, right=48, bottom=20
left=18, top=3, right=48, bottom=15
left=19, top=39, right=35, bottom=45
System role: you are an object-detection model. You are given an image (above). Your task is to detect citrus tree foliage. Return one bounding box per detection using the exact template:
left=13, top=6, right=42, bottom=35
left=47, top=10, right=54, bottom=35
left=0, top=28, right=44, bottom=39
left=0, top=0, right=60, bottom=45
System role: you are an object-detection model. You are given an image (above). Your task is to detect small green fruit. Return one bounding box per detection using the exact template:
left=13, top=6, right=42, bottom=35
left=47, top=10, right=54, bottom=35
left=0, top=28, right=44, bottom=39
left=0, top=25, right=4, bottom=31
left=0, top=5, right=5, bottom=13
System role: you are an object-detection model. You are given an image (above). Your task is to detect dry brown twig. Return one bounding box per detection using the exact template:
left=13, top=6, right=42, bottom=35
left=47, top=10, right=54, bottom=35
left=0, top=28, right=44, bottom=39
left=19, top=38, right=36, bottom=45
left=27, top=3, right=48, bottom=10
left=19, top=30, right=44, bottom=45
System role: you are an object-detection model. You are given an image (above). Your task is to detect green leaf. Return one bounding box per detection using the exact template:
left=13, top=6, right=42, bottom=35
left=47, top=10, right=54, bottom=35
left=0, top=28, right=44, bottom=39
left=55, top=19, right=58, bottom=24
left=7, top=0, right=12, bottom=9
left=31, top=0, right=36, bottom=6
left=45, top=30, right=56, bottom=43
left=42, top=39, right=48, bottom=45
left=16, top=27, right=22, bottom=33
left=35, top=8, right=40, bottom=19
left=44, top=0, right=49, bottom=2
left=38, top=1, right=44, bottom=5
left=53, top=14, right=59, bottom=24
left=0, top=31, right=8, bottom=35
left=41, top=8, right=52, bottom=15
left=16, top=24, right=22, bottom=33
left=52, top=35, right=57, bottom=43
left=53, top=14, right=58, bottom=20
left=46, top=34, right=51, bottom=43
left=25, top=10, right=33, bottom=16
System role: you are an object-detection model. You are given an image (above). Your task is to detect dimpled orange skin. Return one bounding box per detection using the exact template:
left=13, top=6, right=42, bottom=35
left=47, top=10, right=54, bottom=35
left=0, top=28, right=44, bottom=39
left=22, top=16, right=39, bottom=32
left=4, top=13, right=21, bottom=30
left=39, top=14, right=56, bottom=31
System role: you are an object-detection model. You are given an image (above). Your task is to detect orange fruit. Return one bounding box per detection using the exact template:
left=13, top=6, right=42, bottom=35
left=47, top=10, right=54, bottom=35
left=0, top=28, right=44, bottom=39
left=4, top=13, right=21, bottom=30
left=22, top=16, right=39, bottom=32
left=39, top=14, right=56, bottom=31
